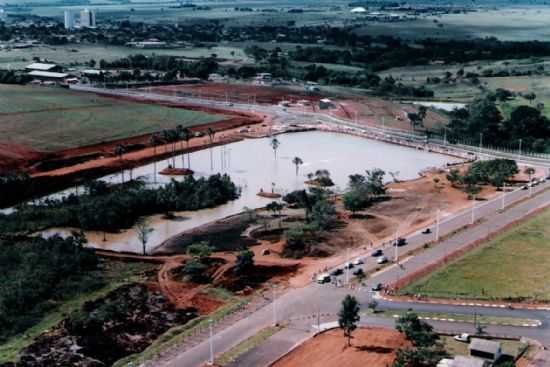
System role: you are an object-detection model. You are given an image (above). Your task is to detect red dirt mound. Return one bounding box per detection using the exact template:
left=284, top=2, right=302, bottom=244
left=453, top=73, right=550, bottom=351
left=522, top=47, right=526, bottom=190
left=272, top=327, right=410, bottom=367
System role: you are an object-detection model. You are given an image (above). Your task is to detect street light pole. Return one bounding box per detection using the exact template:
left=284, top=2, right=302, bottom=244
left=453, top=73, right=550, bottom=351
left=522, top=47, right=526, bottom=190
left=208, top=319, right=214, bottom=365
left=345, top=247, right=350, bottom=285
left=470, top=195, right=476, bottom=225
left=435, top=209, right=440, bottom=242
left=478, top=133, right=483, bottom=159
left=519, top=138, right=522, bottom=158
left=501, top=183, right=506, bottom=210
left=272, top=286, right=277, bottom=326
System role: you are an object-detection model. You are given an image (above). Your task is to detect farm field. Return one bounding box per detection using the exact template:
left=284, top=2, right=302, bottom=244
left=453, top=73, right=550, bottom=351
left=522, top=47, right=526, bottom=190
left=399, top=206, right=550, bottom=302
left=0, top=85, right=225, bottom=152
left=0, top=44, right=251, bottom=70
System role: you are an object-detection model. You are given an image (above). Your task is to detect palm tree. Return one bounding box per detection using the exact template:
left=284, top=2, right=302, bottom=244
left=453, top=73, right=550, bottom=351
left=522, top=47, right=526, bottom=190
left=292, top=156, right=303, bottom=176
left=270, top=137, right=280, bottom=159
left=149, top=133, right=159, bottom=183
left=176, top=125, right=185, bottom=168
left=207, top=128, right=215, bottom=170
left=182, top=128, right=192, bottom=168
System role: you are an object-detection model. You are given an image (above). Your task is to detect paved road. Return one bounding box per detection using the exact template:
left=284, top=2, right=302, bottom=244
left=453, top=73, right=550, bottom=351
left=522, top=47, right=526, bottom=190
left=158, top=181, right=550, bottom=367
left=70, top=85, right=550, bottom=365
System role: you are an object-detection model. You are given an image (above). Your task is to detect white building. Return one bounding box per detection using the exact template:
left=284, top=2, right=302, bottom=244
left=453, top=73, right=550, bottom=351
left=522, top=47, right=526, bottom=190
left=80, top=8, right=96, bottom=28
left=64, top=10, right=75, bottom=30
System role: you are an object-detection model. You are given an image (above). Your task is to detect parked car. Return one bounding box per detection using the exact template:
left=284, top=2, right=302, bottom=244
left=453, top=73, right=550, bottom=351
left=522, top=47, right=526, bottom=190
left=352, top=257, right=365, bottom=265
left=454, top=333, right=470, bottom=343
left=371, top=283, right=383, bottom=291
left=422, top=228, right=432, bottom=234
left=316, top=273, right=331, bottom=284
left=330, top=268, right=343, bottom=276
left=343, top=262, right=354, bottom=269
left=377, top=256, right=388, bottom=264
left=371, top=249, right=383, bottom=257
left=353, top=268, right=364, bottom=276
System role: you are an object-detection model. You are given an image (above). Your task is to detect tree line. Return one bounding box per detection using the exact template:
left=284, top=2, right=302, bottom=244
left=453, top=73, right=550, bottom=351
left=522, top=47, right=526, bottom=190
left=0, top=174, right=240, bottom=235
left=0, top=234, right=101, bottom=342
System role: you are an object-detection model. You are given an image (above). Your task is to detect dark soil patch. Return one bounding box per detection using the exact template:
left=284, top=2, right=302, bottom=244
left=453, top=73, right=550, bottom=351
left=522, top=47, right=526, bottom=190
left=217, top=264, right=299, bottom=292
left=15, top=283, right=197, bottom=367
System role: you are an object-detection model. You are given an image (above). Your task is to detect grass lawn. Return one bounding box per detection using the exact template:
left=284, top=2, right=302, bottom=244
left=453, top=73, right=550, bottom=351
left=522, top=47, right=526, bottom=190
left=0, top=261, right=156, bottom=364
left=399, top=207, right=550, bottom=302
left=0, top=85, right=224, bottom=152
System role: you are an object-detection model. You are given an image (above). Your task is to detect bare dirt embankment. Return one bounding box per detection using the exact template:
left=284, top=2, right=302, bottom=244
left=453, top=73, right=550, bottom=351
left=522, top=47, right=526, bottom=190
left=272, top=327, right=410, bottom=367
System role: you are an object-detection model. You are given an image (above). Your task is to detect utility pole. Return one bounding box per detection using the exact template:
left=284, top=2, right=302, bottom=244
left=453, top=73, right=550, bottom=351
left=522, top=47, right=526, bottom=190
left=208, top=319, right=214, bottom=365
left=519, top=138, right=522, bottom=158
left=443, top=127, right=447, bottom=145
left=435, top=209, right=440, bottom=242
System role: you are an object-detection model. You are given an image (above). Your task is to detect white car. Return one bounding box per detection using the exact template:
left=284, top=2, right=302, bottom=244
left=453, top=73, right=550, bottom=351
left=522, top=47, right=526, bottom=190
left=454, top=333, right=470, bottom=343
left=316, top=273, right=331, bottom=284
left=352, top=257, right=364, bottom=266
left=377, top=256, right=388, bottom=264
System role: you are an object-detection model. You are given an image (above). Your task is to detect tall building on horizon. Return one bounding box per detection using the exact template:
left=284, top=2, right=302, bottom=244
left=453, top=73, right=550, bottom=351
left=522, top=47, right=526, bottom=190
left=80, top=8, right=96, bottom=28
left=64, top=10, right=75, bottom=30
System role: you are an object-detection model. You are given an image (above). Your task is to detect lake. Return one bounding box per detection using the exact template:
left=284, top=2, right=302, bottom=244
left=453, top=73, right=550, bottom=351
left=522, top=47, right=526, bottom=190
left=40, top=131, right=457, bottom=253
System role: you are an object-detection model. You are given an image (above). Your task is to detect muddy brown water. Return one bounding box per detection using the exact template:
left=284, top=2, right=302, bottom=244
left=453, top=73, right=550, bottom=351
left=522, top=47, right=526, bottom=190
left=38, top=131, right=457, bottom=253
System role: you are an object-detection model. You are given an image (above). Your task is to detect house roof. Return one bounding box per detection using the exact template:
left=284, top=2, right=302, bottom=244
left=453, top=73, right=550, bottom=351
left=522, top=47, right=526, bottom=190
left=28, top=71, right=69, bottom=79
left=469, top=339, right=501, bottom=355
left=452, top=356, right=487, bottom=367
left=25, top=63, right=59, bottom=71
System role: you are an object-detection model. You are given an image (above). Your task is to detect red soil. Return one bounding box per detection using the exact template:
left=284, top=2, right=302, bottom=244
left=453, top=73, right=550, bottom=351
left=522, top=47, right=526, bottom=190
left=272, top=327, right=410, bottom=367
left=149, top=82, right=320, bottom=105
left=0, top=93, right=265, bottom=174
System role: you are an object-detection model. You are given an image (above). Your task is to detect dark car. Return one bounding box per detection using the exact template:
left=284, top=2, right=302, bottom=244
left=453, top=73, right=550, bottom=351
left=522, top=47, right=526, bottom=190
left=394, top=237, right=407, bottom=247
left=371, top=249, right=383, bottom=257
left=422, top=228, right=432, bottom=234
left=330, top=268, right=343, bottom=276
left=353, top=268, right=364, bottom=276
left=371, top=283, right=383, bottom=291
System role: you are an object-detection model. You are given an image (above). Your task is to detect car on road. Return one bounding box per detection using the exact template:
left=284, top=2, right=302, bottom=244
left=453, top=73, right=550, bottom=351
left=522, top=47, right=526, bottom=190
left=316, top=273, right=331, bottom=284
left=371, top=283, right=383, bottom=291
left=393, top=237, right=407, bottom=247
left=377, top=256, right=388, bottom=264
left=330, top=268, right=343, bottom=276
left=454, top=333, right=470, bottom=343
left=371, top=249, right=383, bottom=257
left=353, top=268, right=364, bottom=276
left=343, top=262, right=354, bottom=269
left=352, top=257, right=364, bottom=265
left=422, top=228, right=432, bottom=234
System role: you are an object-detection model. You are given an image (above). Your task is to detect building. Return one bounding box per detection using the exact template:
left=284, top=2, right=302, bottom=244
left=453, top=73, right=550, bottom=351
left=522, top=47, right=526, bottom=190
left=25, top=63, right=63, bottom=73
left=468, top=339, right=502, bottom=363
left=64, top=10, right=75, bottom=30
left=80, top=8, right=96, bottom=28
left=319, top=98, right=334, bottom=109
left=350, top=6, right=368, bottom=13
left=438, top=356, right=489, bottom=367
left=28, top=70, right=70, bottom=83
left=0, top=9, right=7, bottom=22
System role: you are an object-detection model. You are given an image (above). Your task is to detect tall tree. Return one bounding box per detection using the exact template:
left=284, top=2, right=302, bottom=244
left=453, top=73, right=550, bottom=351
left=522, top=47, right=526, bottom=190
left=338, top=295, right=360, bottom=347
left=136, top=218, right=154, bottom=255
left=292, top=156, right=303, bottom=176
left=270, top=137, right=280, bottom=159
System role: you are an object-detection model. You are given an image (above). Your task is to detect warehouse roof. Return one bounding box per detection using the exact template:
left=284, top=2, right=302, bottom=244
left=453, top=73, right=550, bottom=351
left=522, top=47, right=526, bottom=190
left=25, top=63, right=59, bottom=71
left=28, top=70, right=69, bottom=79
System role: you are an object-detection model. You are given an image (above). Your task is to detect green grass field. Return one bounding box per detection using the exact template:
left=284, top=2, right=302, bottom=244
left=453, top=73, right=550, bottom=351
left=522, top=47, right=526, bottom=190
left=399, top=207, right=550, bottom=302
left=0, top=85, right=224, bottom=152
